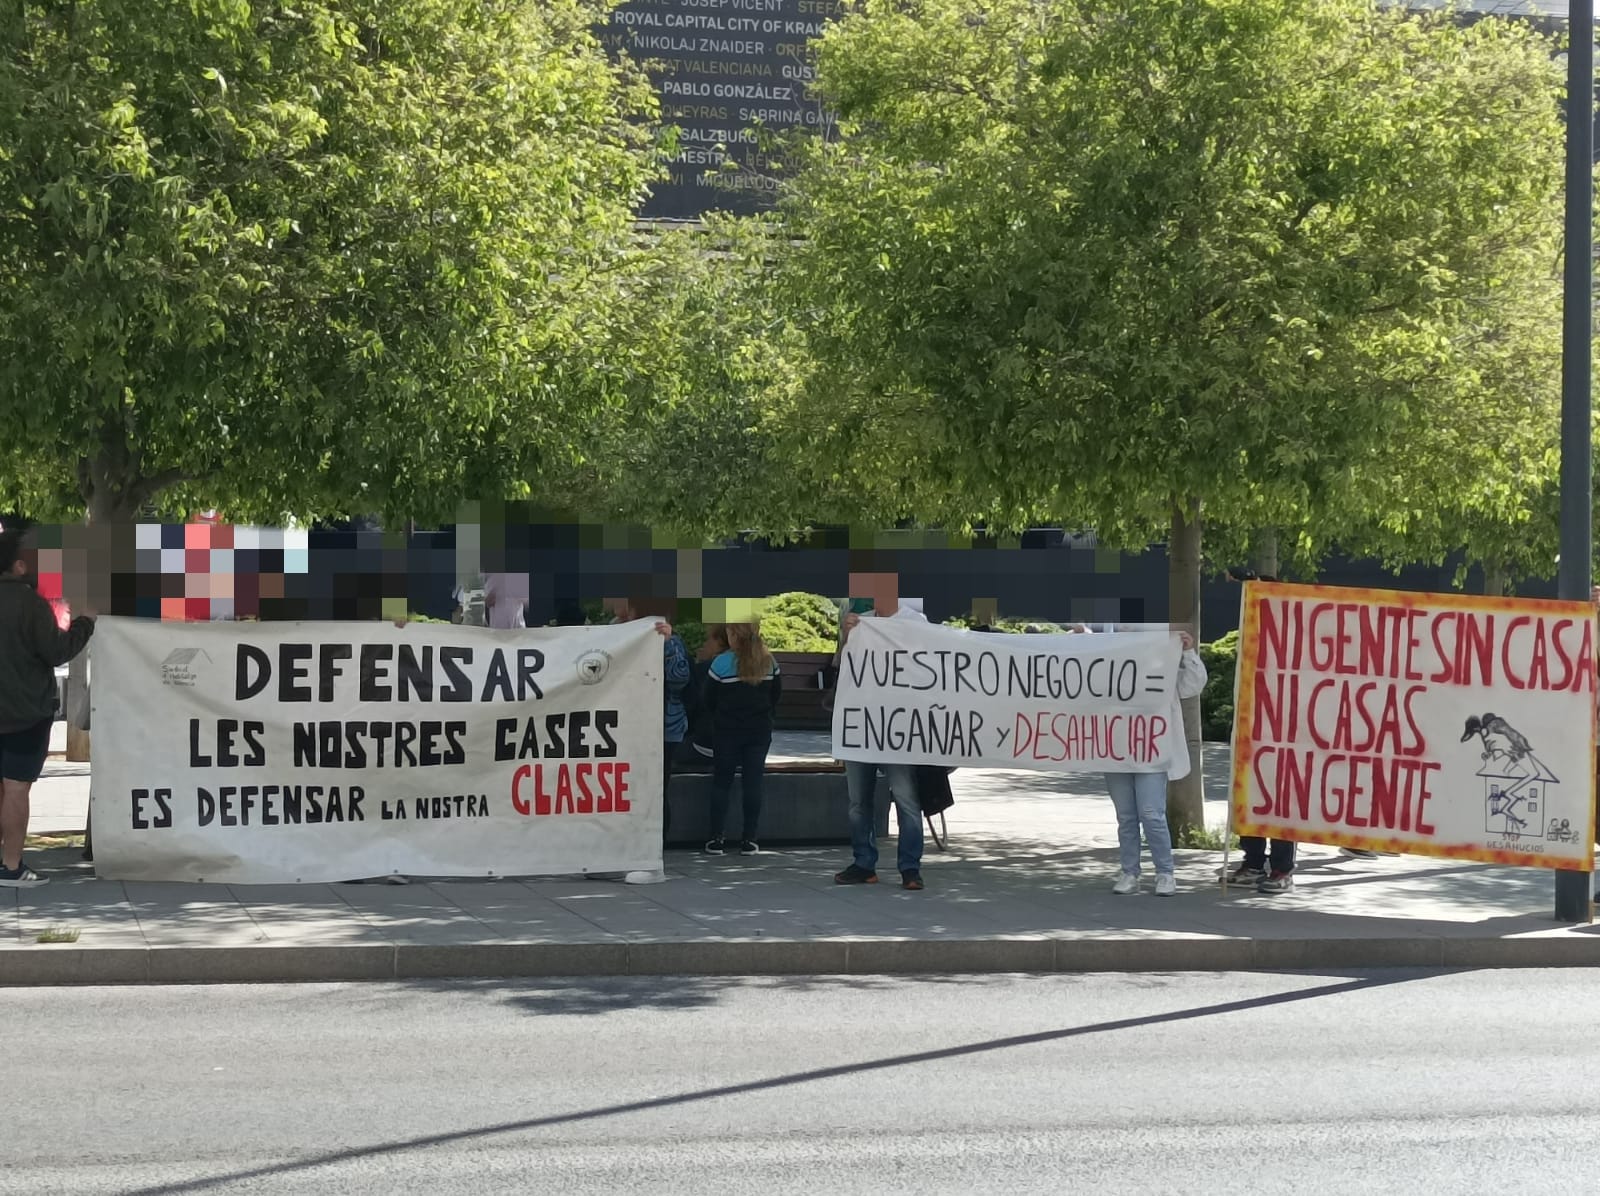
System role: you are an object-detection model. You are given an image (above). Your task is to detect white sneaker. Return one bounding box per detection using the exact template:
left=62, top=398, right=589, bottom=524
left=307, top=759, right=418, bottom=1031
left=1154, top=873, right=1177, bottom=897
left=624, top=869, right=666, bottom=885
left=1112, top=872, right=1139, bottom=895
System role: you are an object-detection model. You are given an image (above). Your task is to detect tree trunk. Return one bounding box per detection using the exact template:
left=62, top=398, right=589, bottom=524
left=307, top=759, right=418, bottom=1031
left=1482, top=560, right=1508, bottom=597
left=1253, top=527, right=1279, bottom=580
left=67, top=423, right=189, bottom=770
left=66, top=454, right=152, bottom=762
left=1166, top=496, right=1205, bottom=836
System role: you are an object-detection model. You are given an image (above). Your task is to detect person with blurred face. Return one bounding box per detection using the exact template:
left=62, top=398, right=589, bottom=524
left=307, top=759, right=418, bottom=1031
left=702, top=620, right=781, bottom=856
left=833, top=572, right=931, bottom=891
left=0, top=524, right=95, bottom=887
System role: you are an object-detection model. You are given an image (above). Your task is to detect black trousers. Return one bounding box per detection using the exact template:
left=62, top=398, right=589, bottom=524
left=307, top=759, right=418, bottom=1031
left=662, top=739, right=676, bottom=845
left=708, top=732, right=772, bottom=842
left=1240, top=834, right=1295, bottom=873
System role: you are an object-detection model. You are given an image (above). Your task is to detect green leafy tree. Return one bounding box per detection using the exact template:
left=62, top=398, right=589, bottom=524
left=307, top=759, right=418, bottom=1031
left=0, top=0, right=660, bottom=527
left=553, top=215, right=821, bottom=539
left=770, top=0, right=1565, bottom=830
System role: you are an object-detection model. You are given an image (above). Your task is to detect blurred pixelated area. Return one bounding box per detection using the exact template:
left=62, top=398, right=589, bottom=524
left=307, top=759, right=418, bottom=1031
left=12, top=514, right=1163, bottom=630
left=22, top=522, right=311, bottom=624
left=6, top=510, right=1533, bottom=638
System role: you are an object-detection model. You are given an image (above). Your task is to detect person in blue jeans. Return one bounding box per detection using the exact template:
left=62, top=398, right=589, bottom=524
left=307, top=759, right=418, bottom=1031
left=1104, top=627, right=1207, bottom=897
left=839, top=760, right=924, bottom=889
left=831, top=575, right=929, bottom=891
left=702, top=621, right=781, bottom=855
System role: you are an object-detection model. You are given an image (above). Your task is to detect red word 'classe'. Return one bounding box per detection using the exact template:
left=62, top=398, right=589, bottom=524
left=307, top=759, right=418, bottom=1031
left=510, top=762, right=632, bottom=817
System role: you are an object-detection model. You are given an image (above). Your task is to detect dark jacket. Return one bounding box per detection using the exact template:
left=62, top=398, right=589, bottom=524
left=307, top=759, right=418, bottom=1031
left=703, top=650, right=781, bottom=740
left=681, top=658, right=717, bottom=764
left=0, top=575, right=94, bottom=734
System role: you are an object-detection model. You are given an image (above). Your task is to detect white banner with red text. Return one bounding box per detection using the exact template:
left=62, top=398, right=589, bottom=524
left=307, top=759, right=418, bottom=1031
left=89, top=617, right=663, bottom=883
left=1231, top=582, right=1597, bottom=871
left=830, top=617, right=1183, bottom=772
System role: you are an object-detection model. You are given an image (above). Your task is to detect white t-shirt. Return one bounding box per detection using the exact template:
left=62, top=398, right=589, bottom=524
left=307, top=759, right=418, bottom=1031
left=481, top=573, right=528, bottom=629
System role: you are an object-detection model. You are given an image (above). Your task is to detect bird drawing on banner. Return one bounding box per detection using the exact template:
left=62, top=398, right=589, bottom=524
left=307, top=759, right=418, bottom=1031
left=1461, top=713, right=1533, bottom=763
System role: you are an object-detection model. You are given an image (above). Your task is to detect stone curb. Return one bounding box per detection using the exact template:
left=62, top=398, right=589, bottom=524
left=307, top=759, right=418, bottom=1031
left=2, top=933, right=1598, bottom=986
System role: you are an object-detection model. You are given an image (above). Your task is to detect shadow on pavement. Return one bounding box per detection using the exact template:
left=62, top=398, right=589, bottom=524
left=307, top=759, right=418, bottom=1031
left=120, top=969, right=1444, bottom=1196
left=390, top=972, right=1007, bottom=1017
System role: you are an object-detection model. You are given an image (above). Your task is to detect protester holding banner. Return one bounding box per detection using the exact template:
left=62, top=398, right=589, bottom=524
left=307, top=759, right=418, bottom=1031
left=702, top=620, right=782, bottom=855
left=1102, top=629, right=1207, bottom=896
left=0, top=523, right=95, bottom=888
left=833, top=574, right=931, bottom=891
left=481, top=572, right=529, bottom=630
left=611, top=596, right=689, bottom=885
left=1223, top=571, right=1303, bottom=893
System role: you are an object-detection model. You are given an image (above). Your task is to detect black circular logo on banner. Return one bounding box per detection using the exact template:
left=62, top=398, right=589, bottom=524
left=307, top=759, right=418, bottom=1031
left=576, top=650, right=611, bottom=685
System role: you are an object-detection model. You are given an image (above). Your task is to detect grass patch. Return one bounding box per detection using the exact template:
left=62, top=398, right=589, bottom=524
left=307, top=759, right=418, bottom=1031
left=35, top=926, right=81, bottom=944
left=24, top=833, right=85, bottom=851
left=1172, top=824, right=1239, bottom=851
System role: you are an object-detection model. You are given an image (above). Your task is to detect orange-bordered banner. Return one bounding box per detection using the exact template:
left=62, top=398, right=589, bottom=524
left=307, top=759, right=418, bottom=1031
left=1231, top=582, right=1597, bottom=871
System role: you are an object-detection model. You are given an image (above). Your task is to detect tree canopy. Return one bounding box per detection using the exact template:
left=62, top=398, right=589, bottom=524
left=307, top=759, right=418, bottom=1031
left=0, top=0, right=662, bottom=524
left=773, top=0, right=1564, bottom=539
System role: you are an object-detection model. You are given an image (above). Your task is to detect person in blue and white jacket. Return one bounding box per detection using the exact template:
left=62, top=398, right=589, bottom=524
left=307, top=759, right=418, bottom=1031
left=702, top=621, right=782, bottom=856
left=1097, top=627, right=1208, bottom=897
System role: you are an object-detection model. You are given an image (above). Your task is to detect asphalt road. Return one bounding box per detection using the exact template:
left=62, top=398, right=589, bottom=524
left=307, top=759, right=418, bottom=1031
left=4, top=970, right=1597, bottom=1195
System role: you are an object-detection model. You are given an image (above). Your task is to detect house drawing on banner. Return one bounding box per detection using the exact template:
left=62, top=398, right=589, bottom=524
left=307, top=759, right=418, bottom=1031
left=1465, top=714, right=1559, bottom=840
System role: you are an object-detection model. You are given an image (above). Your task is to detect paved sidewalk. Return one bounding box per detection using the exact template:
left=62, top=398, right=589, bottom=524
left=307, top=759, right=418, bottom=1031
left=6, top=737, right=1597, bottom=984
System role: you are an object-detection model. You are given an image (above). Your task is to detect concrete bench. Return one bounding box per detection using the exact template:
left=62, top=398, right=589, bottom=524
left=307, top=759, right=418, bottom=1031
left=666, top=757, right=889, bottom=847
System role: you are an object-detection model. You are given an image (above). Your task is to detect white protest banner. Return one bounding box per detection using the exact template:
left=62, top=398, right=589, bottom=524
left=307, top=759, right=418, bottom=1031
left=831, top=618, right=1183, bottom=772
left=1232, top=582, right=1597, bottom=870
left=90, top=617, right=663, bottom=883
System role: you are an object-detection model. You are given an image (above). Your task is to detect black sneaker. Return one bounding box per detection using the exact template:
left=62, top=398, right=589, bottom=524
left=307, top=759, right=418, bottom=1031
left=1220, top=864, right=1266, bottom=886
left=0, top=861, right=47, bottom=888
left=834, top=864, right=878, bottom=885
left=901, top=870, right=925, bottom=891
left=1256, top=870, right=1295, bottom=894
left=703, top=838, right=725, bottom=856
left=739, top=840, right=760, bottom=856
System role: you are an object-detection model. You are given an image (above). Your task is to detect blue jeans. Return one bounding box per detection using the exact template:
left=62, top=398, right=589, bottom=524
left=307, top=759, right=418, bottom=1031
left=846, top=761, right=922, bottom=874
left=1104, top=771, right=1174, bottom=876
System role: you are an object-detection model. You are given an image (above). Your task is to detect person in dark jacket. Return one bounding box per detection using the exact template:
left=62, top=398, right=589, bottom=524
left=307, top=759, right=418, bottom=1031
left=610, top=595, right=690, bottom=885
left=682, top=623, right=729, bottom=771
left=0, top=525, right=95, bottom=887
left=702, top=620, right=782, bottom=856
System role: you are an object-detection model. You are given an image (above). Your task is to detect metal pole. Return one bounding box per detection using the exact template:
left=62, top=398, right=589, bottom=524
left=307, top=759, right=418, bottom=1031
left=1556, top=0, right=1594, bottom=923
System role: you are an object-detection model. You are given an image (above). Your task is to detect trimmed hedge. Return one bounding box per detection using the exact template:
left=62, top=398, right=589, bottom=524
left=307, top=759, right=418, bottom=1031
left=760, top=592, right=839, bottom=644
left=1199, top=630, right=1239, bottom=743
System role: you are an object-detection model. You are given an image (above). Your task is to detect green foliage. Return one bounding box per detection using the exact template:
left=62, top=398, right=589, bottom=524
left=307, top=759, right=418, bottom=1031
left=554, top=216, right=819, bottom=539
left=1199, top=631, right=1240, bottom=743
left=1171, top=823, right=1240, bottom=852
left=945, top=616, right=1071, bottom=634
left=759, top=613, right=835, bottom=654
left=760, top=592, right=840, bottom=644
left=674, top=620, right=708, bottom=657
left=765, top=0, right=1566, bottom=550
left=0, top=0, right=661, bottom=524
